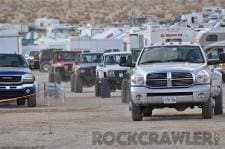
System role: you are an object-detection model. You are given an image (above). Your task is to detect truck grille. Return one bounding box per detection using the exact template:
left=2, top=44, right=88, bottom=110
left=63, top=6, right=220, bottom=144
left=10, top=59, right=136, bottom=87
left=0, top=76, right=21, bottom=83
left=147, top=72, right=193, bottom=88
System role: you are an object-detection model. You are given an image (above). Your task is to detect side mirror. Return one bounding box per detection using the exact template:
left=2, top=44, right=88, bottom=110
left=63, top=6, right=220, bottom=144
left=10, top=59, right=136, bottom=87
left=207, top=53, right=225, bottom=65
left=119, top=56, right=135, bottom=67
left=219, top=53, right=225, bottom=63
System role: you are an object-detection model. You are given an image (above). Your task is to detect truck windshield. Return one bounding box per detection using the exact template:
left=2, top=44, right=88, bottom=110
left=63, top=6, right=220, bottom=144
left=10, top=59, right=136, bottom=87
left=0, top=54, right=28, bottom=68
left=78, top=54, right=102, bottom=63
left=139, top=46, right=205, bottom=65
left=57, top=52, right=78, bottom=61
left=105, top=54, right=130, bottom=65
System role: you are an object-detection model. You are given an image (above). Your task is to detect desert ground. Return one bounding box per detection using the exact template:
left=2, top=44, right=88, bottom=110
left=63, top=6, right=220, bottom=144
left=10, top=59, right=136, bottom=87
left=0, top=71, right=224, bottom=149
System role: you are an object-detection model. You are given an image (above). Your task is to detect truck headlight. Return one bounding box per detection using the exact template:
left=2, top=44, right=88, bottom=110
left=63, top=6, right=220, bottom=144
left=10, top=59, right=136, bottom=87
left=108, top=71, right=115, bottom=77
left=131, top=74, right=144, bottom=85
left=195, top=70, right=210, bottom=84
left=22, top=74, right=35, bottom=83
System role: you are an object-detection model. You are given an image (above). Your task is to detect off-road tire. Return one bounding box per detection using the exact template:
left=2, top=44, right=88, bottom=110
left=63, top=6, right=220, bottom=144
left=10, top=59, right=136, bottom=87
left=71, top=74, right=75, bottom=92
left=95, top=78, right=101, bottom=97
left=202, top=98, right=213, bottom=119
left=100, top=78, right=110, bottom=98
left=27, top=95, right=36, bottom=107
left=214, top=89, right=223, bottom=115
left=17, top=99, right=26, bottom=106
left=143, top=108, right=152, bottom=117
left=74, top=76, right=83, bottom=93
left=131, top=101, right=143, bottom=121
left=121, top=78, right=130, bottom=103
left=40, top=62, right=50, bottom=72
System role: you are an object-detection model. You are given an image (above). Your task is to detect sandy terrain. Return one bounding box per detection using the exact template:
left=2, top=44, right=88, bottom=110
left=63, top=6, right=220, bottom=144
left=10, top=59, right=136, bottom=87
left=0, top=70, right=224, bottom=149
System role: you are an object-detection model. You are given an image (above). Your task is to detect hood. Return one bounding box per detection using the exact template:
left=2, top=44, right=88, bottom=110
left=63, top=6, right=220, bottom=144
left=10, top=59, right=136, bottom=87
left=78, top=63, right=99, bottom=69
left=105, top=64, right=130, bottom=71
left=54, top=61, right=74, bottom=65
left=0, top=67, right=31, bottom=75
left=136, top=62, right=207, bottom=75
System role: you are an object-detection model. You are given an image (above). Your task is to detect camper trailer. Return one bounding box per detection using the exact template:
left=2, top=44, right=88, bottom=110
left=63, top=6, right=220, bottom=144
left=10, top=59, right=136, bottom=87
left=195, top=28, right=225, bottom=49
left=144, top=26, right=197, bottom=44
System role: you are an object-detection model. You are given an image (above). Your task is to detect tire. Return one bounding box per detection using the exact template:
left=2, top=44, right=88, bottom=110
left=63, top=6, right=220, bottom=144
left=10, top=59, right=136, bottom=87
left=74, top=76, right=83, bottom=93
left=202, top=98, right=213, bottom=119
left=95, top=78, right=101, bottom=97
left=17, top=99, right=26, bottom=106
left=71, top=74, right=75, bottom=92
left=100, top=78, right=110, bottom=98
left=27, top=95, right=36, bottom=107
left=54, top=72, right=61, bottom=84
left=143, top=108, right=152, bottom=117
left=121, top=78, right=130, bottom=103
left=49, top=72, right=54, bottom=83
left=40, top=62, right=50, bottom=72
left=214, top=89, right=223, bottom=115
left=222, top=74, right=225, bottom=83
left=131, top=101, right=143, bottom=121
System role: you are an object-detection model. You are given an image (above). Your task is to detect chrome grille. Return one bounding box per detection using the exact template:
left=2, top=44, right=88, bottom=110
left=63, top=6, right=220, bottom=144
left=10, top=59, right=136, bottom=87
left=147, top=72, right=193, bottom=88
left=0, top=76, right=21, bottom=83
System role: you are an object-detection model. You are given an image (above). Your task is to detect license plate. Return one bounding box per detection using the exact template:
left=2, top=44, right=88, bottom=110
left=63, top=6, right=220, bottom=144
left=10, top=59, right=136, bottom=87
left=163, top=96, right=176, bottom=104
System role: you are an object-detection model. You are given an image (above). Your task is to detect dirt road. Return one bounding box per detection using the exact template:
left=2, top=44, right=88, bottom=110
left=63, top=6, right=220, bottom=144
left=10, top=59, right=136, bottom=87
left=0, top=71, right=225, bottom=149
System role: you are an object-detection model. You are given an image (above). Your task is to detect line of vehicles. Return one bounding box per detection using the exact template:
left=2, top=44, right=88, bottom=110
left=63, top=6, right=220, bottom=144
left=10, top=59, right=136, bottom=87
left=0, top=38, right=225, bottom=122
left=26, top=41, right=224, bottom=121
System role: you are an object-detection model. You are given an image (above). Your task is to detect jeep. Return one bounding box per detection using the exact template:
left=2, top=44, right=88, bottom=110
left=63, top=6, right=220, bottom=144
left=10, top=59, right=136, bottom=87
left=120, top=42, right=225, bottom=121
left=95, top=52, right=131, bottom=98
left=71, top=52, right=103, bottom=93
left=48, top=51, right=80, bottom=83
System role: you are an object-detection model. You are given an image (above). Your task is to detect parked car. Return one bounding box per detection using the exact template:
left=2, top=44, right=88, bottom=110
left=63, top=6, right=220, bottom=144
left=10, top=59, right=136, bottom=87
left=120, top=42, right=225, bottom=121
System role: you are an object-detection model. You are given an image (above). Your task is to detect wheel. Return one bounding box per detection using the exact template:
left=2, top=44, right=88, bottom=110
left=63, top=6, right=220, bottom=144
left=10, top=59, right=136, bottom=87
left=48, top=72, right=54, bottom=83
left=95, top=78, right=101, bottom=97
left=202, top=98, right=214, bottom=119
left=121, top=78, right=130, bottom=103
left=54, top=72, right=61, bottom=84
left=40, top=62, right=50, bottom=72
left=100, top=78, right=110, bottom=98
left=17, top=99, right=26, bottom=106
left=74, top=76, right=83, bottom=93
left=71, top=74, right=75, bottom=92
left=222, top=74, right=225, bottom=83
left=214, top=89, right=223, bottom=115
left=131, top=101, right=143, bottom=121
left=27, top=95, right=36, bottom=107
left=143, top=108, right=152, bottom=117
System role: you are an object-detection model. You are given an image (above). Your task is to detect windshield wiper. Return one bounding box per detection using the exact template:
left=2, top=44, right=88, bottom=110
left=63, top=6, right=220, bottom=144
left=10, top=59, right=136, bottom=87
left=165, top=59, right=201, bottom=63
left=140, top=60, right=165, bottom=64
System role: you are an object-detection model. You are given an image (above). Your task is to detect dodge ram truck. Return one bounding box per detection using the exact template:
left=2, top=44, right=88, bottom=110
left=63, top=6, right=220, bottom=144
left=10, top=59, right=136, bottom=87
left=0, top=53, right=36, bottom=107
left=120, top=42, right=225, bottom=121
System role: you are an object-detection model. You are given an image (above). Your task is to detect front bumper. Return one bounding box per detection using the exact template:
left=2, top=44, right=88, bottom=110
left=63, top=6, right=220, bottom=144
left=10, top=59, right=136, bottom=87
left=131, top=84, right=210, bottom=106
left=0, top=83, right=36, bottom=100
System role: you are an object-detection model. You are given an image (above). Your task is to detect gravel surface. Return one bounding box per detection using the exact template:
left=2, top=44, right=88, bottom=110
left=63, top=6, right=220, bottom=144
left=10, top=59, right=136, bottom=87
left=0, top=71, right=225, bottom=149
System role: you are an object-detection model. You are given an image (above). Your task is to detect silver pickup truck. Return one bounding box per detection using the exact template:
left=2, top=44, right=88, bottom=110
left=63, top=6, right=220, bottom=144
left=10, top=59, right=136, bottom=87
left=120, top=42, right=225, bottom=121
